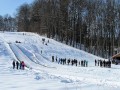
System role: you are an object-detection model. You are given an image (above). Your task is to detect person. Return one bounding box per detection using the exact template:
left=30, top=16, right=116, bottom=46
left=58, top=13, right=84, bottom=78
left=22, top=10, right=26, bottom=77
left=71, top=60, right=74, bottom=66
left=16, top=61, right=19, bottom=69
left=20, top=61, right=22, bottom=69
left=79, top=61, right=80, bottom=66
left=86, top=60, right=88, bottom=67
left=103, top=60, right=105, bottom=67
left=100, top=60, right=102, bottom=67
left=58, top=58, right=61, bottom=64
left=56, top=56, right=57, bottom=62
left=81, top=60, right=83, bottom=66
left=67, top=59, right=70, bottom=65
left=45, top=43, right=47, bottom=45
left=12, top=60, right=15, bottom=69
left=41, top=50, right=42, bottom=54
left=98, top=60, right=100, bottom=66
left=42, top=38, right=45, bottom=44
left=109, top=60, right=111, bottom=68
left=75, top=59, right=77, bottom=66
left=21, top=61, right=25, bottom=70
left=95, top=59, right=97, bottom=66
left=83, top=60, right=86, bottom=67
left=52, top=56, right=54, bottom=62
left=108, top=60, right=111, bottom=68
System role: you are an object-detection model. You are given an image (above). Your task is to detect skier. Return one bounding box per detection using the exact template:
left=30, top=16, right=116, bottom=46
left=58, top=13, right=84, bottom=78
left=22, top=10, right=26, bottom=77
left=12, top=60, right=15, bottom=69
left=16, top=61, right=19, bottom=69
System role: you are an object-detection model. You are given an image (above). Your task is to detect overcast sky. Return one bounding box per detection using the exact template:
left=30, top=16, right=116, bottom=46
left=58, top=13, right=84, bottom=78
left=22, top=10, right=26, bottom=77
left=0, top=0, right=34, bottom=17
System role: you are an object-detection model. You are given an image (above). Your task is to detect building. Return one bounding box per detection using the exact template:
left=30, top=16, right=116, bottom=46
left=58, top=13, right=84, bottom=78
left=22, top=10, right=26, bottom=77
left=112, top=53, right=120, bottom=65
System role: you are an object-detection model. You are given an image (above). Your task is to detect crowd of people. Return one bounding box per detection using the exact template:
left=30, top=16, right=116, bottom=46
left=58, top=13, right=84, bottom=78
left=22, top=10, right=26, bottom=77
left=12, top=57, right=112, bottom=70
left=52, top=56, right=88, bottom=67
left=12, top=60, right=25, bottom=70
left=51, top=56, right=113, bottom=68
left=95, top=59, right=111, bottom=68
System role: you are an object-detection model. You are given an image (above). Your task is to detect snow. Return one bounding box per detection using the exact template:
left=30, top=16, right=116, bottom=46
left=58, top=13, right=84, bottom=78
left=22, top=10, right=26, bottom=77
left=0, top=32, right=119, bottom=90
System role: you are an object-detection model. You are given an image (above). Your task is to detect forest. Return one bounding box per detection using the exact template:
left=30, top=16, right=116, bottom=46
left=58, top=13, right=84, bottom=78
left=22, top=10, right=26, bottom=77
left=1, top=0, right=120, bottom=58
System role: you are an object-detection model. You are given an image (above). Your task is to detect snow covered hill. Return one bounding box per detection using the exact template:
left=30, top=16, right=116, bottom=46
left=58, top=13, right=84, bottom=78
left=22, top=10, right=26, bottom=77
left=0, top=32, right=120, bottom=90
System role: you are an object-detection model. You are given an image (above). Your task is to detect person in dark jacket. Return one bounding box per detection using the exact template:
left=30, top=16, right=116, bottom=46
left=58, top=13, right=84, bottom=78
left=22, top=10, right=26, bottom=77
left=20, top=61, right=22, bottom=69
left=12, top=60, right=15, bottom=69
left=83, top=60, right=86, bottom=67
left=81, top=60, right=83, bottom=66
left=86, top=60, right=88, bottom=67
left=56, top=56, right=57, bottom=62
left=79, top=61, right=81, bottom=66
left=95, top=59, right=97, bottom=66
left=16, top=61, right=19, bottom=69
left=52, top=56, right=54, bottom=62
left=100, top=60, right=102, bottom=67
left=67, top=59, right=70, bottom=65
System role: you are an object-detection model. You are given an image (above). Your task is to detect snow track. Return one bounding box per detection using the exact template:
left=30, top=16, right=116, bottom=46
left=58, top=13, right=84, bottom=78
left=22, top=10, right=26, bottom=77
left=9, top=43, right=55, bottom=69
left=9, top=43, right=32, bottom=69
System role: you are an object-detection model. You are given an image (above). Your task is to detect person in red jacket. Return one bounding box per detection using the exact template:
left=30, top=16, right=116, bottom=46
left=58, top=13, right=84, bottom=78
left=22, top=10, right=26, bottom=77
left=21, top=61, right=25, bottom=70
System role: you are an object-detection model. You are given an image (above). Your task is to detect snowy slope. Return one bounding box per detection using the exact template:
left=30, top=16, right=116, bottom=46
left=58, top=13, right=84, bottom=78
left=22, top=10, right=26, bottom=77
left=0, top=32, right=120, bottom=90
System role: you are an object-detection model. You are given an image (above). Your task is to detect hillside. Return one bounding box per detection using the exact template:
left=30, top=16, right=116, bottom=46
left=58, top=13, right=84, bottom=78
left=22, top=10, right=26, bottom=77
left=0, top=32, right=119, bottom=90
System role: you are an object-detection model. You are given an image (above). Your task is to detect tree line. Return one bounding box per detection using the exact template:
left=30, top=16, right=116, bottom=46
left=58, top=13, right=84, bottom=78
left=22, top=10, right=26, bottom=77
left=0, top=14, right=17, bottom=32
left=1, top=0, right=120, bottom=58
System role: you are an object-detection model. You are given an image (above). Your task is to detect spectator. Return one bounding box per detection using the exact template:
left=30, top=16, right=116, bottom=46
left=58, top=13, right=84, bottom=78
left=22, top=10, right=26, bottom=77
left=12, top=60, right=15, bottom=69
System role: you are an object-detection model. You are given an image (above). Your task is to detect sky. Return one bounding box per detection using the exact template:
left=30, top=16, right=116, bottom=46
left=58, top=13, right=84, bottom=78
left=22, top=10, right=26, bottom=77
left=0, top=0, right=34, bottom=17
